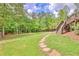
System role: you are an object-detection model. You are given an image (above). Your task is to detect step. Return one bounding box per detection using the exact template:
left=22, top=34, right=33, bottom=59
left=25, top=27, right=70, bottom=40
left=42, top=47, right=51, bottom=52
left=39, top=45, right=47, bottom=48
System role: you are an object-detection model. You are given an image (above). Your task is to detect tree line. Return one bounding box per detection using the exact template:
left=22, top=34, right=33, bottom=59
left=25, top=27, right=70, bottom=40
left=0, top=3, right=67, bottom=38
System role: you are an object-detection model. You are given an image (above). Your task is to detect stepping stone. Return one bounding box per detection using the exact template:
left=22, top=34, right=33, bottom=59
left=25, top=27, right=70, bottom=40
left=39, top=40, right=45, bottom=43
left=48, top=49, right=61, bottom=56
left=39, top=42, right=46, bottom=46
left=40, top=38, right=45, bottom=42
left=42, top=48, right=51, bottom=52
left=39, top=45, right=47, bottom=48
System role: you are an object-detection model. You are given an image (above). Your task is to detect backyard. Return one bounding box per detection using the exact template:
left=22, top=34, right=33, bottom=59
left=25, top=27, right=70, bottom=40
left=0, top=32, right=79, bottom=56
left=0, top=3, right=79, bottom=56
left=0, top=32, right=47, bottom=56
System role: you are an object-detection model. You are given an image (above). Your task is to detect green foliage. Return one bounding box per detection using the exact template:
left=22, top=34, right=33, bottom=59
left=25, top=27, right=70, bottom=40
left=0, top=3, right=68, bottom=35
left=74, top=30, right=79, bottom=35
left=59, top=9, right=67, bottom=21
left=74, top=23, right=79, bottom=35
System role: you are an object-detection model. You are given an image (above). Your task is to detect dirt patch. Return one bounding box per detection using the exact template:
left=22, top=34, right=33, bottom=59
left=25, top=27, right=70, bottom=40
left=63, top=31, right=79, bottom=41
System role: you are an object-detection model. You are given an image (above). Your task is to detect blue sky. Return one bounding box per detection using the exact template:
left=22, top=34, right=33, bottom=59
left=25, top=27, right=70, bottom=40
left=24, top=3, right=76, bottom=17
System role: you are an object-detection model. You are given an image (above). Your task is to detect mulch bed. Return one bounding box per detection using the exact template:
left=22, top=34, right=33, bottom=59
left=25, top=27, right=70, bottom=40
left=63, top=31, right=79, bottom=41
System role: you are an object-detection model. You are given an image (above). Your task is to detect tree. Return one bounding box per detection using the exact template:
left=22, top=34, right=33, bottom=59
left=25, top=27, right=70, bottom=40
left=59, top=9, right=67, bottom=21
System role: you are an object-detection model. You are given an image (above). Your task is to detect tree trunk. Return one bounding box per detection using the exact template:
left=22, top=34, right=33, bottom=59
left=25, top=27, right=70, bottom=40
left=2, top=26, right=5, bottom=38
left=0, top=33, right=1, bottom=38
left=16, top=28, right=19, bottom=35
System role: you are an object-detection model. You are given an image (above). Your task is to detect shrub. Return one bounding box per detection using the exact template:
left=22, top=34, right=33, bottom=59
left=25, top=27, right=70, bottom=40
left=74, top=30, right=79, bottom=35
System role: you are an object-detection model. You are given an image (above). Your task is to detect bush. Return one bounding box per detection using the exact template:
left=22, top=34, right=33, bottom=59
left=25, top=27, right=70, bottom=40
left=74, top=30, right=79, bottom=35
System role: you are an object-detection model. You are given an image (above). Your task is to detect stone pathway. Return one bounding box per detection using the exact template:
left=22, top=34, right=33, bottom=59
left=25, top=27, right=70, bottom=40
left=39, top=32, right=61, bottom=56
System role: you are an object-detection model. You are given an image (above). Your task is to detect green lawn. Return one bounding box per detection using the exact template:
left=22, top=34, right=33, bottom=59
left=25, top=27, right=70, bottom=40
left=0, top=32, right=47, bottom=56
left=1, top=32, right=79, bottom=56
left=46, top=34, right=79, bottom=56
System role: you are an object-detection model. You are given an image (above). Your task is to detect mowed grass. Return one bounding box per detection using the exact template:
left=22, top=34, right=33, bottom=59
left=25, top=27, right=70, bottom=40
left=0, top=32, right=47, bottom=56
left=46, top=34, right=79, bottom=56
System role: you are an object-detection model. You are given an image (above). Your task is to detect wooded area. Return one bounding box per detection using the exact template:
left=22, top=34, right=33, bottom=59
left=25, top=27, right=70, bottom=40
left=0, top=3, right=79, bottom=38
left=0, top=3, right=68, bottom=38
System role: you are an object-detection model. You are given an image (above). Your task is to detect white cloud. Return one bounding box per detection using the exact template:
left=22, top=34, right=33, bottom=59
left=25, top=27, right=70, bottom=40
left=53, top=10, right=59, bottom=17
left=34, top=6, right=37, bottom=9
left=68, top=9, right=75, bottom=16
left=48, top=3, right=55, bottom=10
left=27, top=9, right=33, bottom=14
